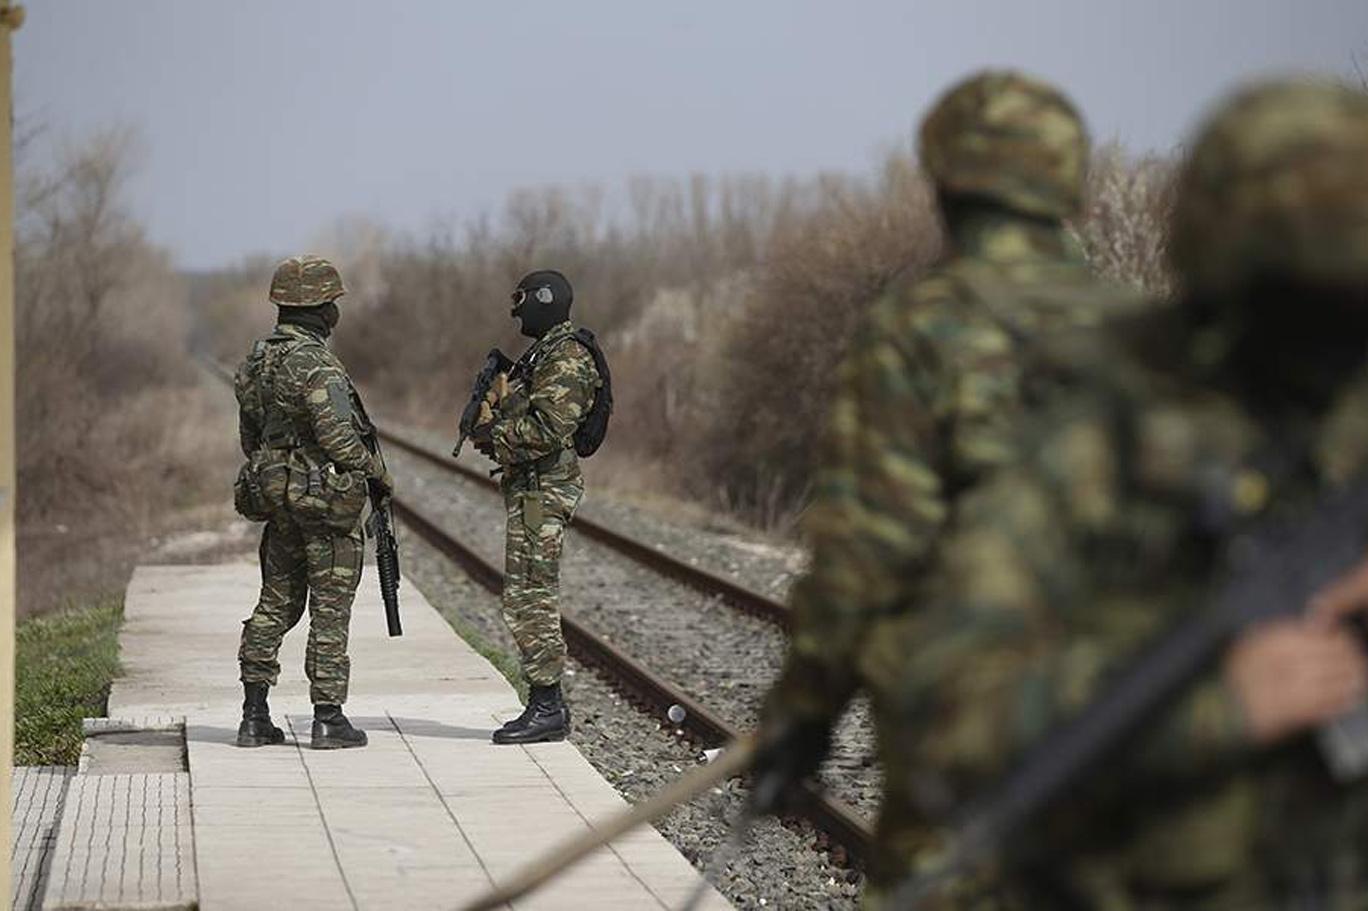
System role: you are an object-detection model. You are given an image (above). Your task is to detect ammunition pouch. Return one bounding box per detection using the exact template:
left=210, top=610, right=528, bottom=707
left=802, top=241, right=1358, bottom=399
left=283, top=451, right=368, bottom=531
left=233, top=449, right=291, bottom=522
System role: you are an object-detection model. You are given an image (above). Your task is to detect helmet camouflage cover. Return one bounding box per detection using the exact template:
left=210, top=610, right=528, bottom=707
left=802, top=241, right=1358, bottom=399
left=919, top=69, right=1089, bottom=220
left=269, top=255, right=347, bottom=307
left=1170, top=79, right=1368, bottom=295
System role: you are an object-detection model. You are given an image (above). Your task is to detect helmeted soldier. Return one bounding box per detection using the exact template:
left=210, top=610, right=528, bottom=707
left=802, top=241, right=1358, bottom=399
left=844, top=80, right=1368, bottom=908
left=233, top=255, right=392, bottom=750
left=745, top=70, right=1142, bottom=897
left=472, top=269, right=603, bottom=745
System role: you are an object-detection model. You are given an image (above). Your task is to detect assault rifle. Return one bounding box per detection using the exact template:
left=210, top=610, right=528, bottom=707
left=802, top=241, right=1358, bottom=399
left=352, top=390, right=403, bottom=638
left=452, top=348, right=514, bottom=458
left=365, top=486, right=403, bottom=638
left=887, top=478, right=1368, bottom=909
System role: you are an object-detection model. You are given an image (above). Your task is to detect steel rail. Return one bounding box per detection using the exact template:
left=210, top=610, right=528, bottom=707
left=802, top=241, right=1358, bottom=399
left=377, top=427, right=794, bottom=630
left=391, top=493, right=873, bottom=862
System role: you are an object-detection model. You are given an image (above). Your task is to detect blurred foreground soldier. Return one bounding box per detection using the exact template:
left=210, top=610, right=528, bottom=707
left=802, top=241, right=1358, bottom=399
left=859, top=81, right=1368, bottom=907
left=748, top=70, right=1137, bottom=892
left=232, top=256, right=393, bottom=750
left=470, top=270, right=606, bottom=745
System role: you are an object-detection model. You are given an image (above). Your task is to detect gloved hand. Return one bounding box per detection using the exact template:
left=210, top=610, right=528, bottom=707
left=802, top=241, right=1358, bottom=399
left=470, top=421, right=497, bottom=461
left=369, top=466, right=395, bottom=500
left=747, top=717, right=832, bottom=816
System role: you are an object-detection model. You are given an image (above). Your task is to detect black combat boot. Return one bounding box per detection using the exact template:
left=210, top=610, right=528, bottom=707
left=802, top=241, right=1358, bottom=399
left=492, top=698, right=538, bottom=738
left=310, top=704, right=368, bottom=750
left=236, top=682, right=286, bottom=748
left=492, top=683, right=570, bottom=745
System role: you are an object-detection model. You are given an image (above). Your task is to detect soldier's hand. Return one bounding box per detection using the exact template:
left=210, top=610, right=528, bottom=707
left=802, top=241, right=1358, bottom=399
left=1224, top=618, right=1368, bottom=745
left=1308, top=554, right=1368, bottom=623
left=747, top=718, right=832, bottom=816
left=371, top=466, right=395, bottom=500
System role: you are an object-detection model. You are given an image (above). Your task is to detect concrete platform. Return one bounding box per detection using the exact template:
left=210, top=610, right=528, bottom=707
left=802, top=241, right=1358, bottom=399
left=13, top=767, right=73, bottom=911
left=72, top=563, right=730, bottom=910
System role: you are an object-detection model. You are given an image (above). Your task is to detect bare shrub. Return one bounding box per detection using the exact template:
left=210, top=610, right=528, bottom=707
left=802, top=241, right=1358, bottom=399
left=16, top=128, right=236, bottom=615
left=184, top=148, right=1173, bottom=537
left=1074, top=144, right=1176, bottom=298
left=689, top=152, right=943, bottom=526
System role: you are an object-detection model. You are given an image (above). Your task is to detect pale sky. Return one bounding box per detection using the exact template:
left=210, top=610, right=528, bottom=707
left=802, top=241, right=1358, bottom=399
left=17, top=1, right=1368, bottom=269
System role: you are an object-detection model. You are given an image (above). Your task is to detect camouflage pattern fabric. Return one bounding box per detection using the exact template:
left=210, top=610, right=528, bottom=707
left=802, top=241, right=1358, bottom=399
left=235, top=324, right=384, bottom=484
left=856, top=79, right=1368, bottom=908
left=489, top=320, right=601, bottom=685
left=767, top=209, right=1141, bottom=735
left=856, top=319, right=1368, bottom=910
left=235, top=321, right=383, bottom=705
left=269, top=254, right=347, bottom=307
left=920, top=70, right=1089, bottom=220
left=500, top=471, right=583, bottom=686
left=239, top=513, right=363, bottom=705
left=1170, top=80, right=1368, bottom=296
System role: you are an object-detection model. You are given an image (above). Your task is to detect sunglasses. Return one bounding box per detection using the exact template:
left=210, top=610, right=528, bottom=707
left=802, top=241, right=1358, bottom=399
left=511, top=286, right=554, bottom=307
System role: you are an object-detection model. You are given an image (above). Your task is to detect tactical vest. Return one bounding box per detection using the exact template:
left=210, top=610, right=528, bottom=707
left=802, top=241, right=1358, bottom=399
left=241, top=330, right=314, bottom=451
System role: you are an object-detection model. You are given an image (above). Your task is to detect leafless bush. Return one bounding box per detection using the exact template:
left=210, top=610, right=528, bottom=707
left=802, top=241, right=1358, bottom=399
left=16, top=128, right=235, bottom=615
left=688, top=152, right=943, bottom=526
left=1074, top=143, right=1176, bottom=298
left=187, top=148, right=1172, bottom=536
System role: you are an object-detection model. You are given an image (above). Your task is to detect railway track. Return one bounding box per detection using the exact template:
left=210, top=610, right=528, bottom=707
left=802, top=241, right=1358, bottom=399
left=377, top=427, right=793, bottom=630
left=391, top=495, right=872, bottom=859
left=203, top=359, right=872, bottom=862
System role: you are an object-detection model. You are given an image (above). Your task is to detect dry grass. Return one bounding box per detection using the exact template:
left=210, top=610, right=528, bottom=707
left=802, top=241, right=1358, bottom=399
left=16, top=129, right=241, bottom=616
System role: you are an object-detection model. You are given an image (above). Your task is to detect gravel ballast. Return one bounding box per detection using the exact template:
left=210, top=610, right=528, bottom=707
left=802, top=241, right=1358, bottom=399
left=390, top=449, right=881, bottom=909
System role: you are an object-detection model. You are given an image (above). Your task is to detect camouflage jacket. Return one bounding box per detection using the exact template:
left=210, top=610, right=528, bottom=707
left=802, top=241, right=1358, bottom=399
left=490, top=320, right=601, bottom=473
left=868, top=310, right=1368, bottom=905
left=234, top=323, right=382, bottom=479
left=770, top=211, right=1142, bottom=727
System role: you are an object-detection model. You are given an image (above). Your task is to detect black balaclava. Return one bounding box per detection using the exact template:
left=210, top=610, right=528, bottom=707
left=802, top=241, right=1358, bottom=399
left=511, top=270, right=573, bottom=339
left=277, top=300, right=340, bottom=339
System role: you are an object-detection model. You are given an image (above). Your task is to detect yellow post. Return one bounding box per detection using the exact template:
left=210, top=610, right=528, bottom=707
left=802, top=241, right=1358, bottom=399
left=0, top=3, right=22, bottom=904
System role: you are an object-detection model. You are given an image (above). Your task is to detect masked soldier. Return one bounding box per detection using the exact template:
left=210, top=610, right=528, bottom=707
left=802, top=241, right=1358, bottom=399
left=233, top=255, right=392, bottom=750
left=747, top=69, right=1139, bottom=887
left=472, top=270, right=603, bottom=745
left=851, top=80, right=1368, bottom=908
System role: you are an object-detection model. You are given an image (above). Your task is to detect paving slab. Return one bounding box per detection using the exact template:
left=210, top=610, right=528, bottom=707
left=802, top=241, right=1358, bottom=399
left=93, top=563, right=731, bottom=910
left=12, top=766, right=74, bottom=911
left=40, top=772, right=195, bottom=911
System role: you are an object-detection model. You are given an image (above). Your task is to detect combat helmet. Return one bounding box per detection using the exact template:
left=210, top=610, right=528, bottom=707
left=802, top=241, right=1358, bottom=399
left=919, top=70, right=1089, bottom=220
left=269, top=255, right=346, bottom=307
left=1170, top=79, right=1368, bottom=296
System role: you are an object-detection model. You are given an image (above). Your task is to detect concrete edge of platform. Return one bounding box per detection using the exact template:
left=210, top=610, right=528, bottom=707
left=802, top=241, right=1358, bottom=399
left=40, top=717, right=198, bottom=911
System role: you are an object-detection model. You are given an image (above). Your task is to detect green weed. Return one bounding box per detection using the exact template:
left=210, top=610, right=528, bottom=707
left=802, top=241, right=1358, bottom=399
left=15, top=599, right=123, bottom=765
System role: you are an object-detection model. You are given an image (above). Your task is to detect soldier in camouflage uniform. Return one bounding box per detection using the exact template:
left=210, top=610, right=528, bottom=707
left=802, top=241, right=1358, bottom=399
left=233, top=255, right=392, bottom=750
left=747, top=70, right=1138, bottom=893
left=472, top=270, right=602, bottom=745
left=850, top=81, right=1368, bottom=908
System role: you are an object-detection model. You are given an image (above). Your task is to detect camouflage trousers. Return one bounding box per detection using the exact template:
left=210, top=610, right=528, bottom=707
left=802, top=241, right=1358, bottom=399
left=238, top=512, right=364, bottom=705
left=501, top=468, right=583, bottom=686
left=862, top=687, right=1368, bottom=911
